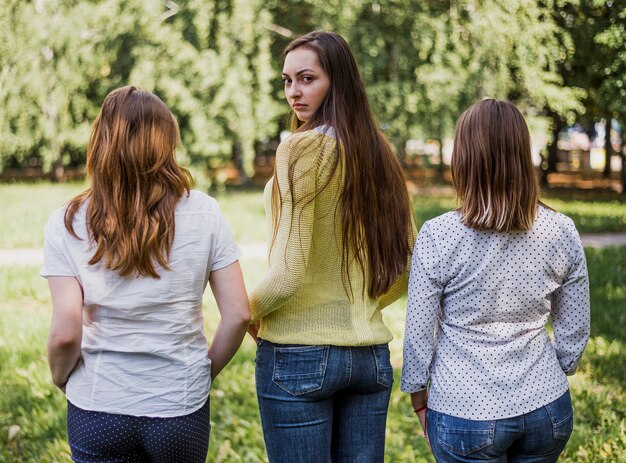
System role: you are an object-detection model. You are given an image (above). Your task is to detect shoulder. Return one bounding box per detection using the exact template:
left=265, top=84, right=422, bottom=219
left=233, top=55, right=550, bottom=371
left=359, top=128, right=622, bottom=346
left=177, top=190, right=219, bottom=214
left=535, top=205, right=583, bottom=250
left=276, top=129, right=337, bottom=165
left=45, top=206, right=69, bottom=232
left=536, top=205, right=580, bottom=237
left=421, top=210, right=464, bottom=236
left=415, top=211, right=472, bottom=257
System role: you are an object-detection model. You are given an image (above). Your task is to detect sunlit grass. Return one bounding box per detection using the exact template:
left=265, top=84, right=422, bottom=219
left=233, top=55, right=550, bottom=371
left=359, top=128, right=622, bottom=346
left=1, top=247, right=624, bottom=462
left=1, top=183, right=624, bottom=250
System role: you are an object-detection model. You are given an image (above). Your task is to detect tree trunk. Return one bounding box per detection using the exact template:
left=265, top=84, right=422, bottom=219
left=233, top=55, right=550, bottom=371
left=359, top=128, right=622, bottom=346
left=48, top=143, right=65, bottom=183
left=232, top=140, right=250, bottom=186
left=621, top=129, right=626, bottom=196
left=436, top=121, right=445, bottom=182
left=542, top=112, right=563, bottom=187
left=603, top=118, right=612, bottom=178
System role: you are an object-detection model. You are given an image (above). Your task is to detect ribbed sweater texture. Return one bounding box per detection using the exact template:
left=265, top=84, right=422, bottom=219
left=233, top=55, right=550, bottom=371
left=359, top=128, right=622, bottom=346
left=249, top=129, right=412, bottom=346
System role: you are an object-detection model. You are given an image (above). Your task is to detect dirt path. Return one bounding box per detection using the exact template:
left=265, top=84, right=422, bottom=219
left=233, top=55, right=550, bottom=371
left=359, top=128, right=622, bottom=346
left=1, top=235, right=625, bottom=267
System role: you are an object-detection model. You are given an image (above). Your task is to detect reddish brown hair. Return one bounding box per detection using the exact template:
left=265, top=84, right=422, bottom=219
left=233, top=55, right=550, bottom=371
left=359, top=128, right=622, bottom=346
left=65, top=86, right=192, bottom=278
left=451, top=99, right=539, bottom=231
left=277, top=31, right=413, bottom=299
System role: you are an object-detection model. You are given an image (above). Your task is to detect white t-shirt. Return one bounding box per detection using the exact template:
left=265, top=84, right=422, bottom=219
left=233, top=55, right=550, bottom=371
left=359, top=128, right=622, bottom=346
left=40, top=190, right=241, bottom=417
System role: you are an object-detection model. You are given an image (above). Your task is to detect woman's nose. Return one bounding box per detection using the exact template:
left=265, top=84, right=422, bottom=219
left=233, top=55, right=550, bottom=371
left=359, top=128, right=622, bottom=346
left=287, top=82, right=301, bottom=99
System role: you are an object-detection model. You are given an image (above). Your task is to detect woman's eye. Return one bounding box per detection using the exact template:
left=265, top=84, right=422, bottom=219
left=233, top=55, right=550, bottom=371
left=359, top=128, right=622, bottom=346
left=302, top=75, right=313, bottom=82
left=282, top=78, right=291, bottom=85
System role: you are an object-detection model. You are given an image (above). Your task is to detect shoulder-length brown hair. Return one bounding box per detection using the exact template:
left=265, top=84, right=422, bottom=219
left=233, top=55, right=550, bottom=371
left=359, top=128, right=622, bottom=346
left=65, top=86, right=192, bottom=278
left=451, top=98, right=539, bottom=232
left=278, top=31, right=413, bottom=299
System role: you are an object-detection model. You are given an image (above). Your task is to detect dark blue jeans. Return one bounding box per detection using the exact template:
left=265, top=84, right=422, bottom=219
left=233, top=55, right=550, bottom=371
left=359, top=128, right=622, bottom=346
left=427, top=391, right=574, bottom=463
left=255, top=340, right=393, bottom=463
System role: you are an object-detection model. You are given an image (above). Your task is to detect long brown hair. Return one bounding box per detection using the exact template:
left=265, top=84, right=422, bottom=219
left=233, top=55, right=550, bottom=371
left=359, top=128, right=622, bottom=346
left=65, top=86, right=192, bottom=278
left=276, top=31, right=413, bottom=299
left=451, top=99, right=539, bottom=231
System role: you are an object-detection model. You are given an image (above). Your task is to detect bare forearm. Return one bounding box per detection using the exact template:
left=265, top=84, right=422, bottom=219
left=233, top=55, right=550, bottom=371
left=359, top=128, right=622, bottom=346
left=208, top=317, right=249, bottom=379
left=48, top=339, right=81, bottom=389
left=46, top=277, right=84, bottom=391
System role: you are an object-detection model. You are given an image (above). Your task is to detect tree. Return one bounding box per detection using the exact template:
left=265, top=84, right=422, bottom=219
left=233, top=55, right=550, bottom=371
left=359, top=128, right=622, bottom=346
left=0, top=0, right=101, bottom=179
left=594, top=2, right=626, bottom=192
left=0, top=0, right=281, bottom=181
left=550, top=0, right=626, bottom=186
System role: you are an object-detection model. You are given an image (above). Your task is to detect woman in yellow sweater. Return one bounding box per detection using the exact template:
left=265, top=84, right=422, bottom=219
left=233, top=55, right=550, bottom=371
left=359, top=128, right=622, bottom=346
left=249, top=31, right=414, bottom=462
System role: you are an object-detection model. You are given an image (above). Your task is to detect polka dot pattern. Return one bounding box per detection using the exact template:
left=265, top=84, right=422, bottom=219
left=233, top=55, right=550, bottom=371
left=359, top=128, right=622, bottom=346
left=67, top=398, right=211, bottom=462
left=401, top=206, right=590, bottom=420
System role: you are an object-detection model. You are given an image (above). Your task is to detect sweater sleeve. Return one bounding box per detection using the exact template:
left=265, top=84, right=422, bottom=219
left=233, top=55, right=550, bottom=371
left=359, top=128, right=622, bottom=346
left=249, top=134, right=320, bottom=321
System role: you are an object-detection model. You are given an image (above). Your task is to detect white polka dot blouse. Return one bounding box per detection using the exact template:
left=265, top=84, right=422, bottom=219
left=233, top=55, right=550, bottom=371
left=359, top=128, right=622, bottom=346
left=401, top=206, right=590, bottom=420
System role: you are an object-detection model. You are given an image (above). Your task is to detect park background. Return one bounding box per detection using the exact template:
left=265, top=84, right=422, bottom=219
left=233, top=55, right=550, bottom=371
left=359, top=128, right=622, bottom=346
left=1, top=0, right=625, bottom=462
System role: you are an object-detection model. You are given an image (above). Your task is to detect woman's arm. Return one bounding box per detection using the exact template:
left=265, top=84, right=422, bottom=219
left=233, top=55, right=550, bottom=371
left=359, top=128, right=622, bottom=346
left=551, top=232, right=591, bottom=375
left=411, top=390, right=430, bottom=448
left=47, top=276, right=83, bottom=392
left=208, top=261, right=250, bottom=379
left=249, top=135, right=320, bottom=321
left=401, top=224, right=442, bottom=393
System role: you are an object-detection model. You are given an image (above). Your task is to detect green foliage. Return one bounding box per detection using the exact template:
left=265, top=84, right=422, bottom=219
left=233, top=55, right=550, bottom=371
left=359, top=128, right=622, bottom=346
left=0, top=0, right=281, bottom=180
left=5, top=0, right=613, bottom=178
left=266, top=0, right=586, bottom=151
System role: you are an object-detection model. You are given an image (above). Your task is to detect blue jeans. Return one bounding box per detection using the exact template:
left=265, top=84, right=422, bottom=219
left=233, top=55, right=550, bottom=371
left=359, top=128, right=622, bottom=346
left=255, top=339, right=393, bottom=463
left=427, top=391, right=574, bottom=463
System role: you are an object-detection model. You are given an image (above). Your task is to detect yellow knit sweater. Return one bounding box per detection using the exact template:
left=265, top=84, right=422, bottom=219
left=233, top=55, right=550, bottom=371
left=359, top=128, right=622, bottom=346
left=249, top=128, right=413, bottom=346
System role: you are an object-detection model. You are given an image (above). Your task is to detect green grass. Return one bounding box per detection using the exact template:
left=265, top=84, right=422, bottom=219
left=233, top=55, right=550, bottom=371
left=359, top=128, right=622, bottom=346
left=1, top=183, right=624, bottom=250
left=1, top=248, right=625, bottom=462
left=0, top=183, right=269, bottom=248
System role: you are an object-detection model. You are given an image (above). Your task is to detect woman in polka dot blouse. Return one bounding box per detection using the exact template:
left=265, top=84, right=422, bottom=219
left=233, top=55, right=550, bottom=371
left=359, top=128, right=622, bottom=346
left=41, top=87, right=250, bottom=462
left=401, top=99, right=590, bottom=463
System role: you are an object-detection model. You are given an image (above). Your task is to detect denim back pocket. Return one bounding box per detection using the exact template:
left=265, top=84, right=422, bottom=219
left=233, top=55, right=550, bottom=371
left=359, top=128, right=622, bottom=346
left=544, top=391, right=574, bottom=441
left=371, top=344, right=393, bottom=388
left=436, top=413, right=495, bottom=456
left=272, top=345, right=329, bottom=396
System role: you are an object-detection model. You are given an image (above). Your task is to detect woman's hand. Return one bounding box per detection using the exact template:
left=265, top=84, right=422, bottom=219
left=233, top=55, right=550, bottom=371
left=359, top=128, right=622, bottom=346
left=247, top=322, right=260, bottom=342
left=411, top=390, right=431, bottom=451
left=416, top=407, right=430, bottom=451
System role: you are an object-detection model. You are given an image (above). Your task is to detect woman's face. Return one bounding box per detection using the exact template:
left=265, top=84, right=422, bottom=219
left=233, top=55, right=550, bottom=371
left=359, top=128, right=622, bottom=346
left=282, top=47, right=331, bottom=123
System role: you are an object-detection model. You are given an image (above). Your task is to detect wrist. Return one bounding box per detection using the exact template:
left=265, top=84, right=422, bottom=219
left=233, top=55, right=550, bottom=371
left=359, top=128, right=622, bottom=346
left=413, top=404, right=427, bottom=414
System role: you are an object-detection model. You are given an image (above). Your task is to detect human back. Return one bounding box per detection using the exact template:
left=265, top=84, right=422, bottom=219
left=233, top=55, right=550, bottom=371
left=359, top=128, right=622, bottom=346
left=412, top=206, right=586, bottom=419
left=255, top=127, right=398, bottom=346
left=51, top=190, right=237, bottom=416
left=251, top=31, right=415, bottom=332
left=42, top=86, right=249, bottom=462
left=249, top=31, right=415, bottom=463
left=402, top=98, right=590, bottom=463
